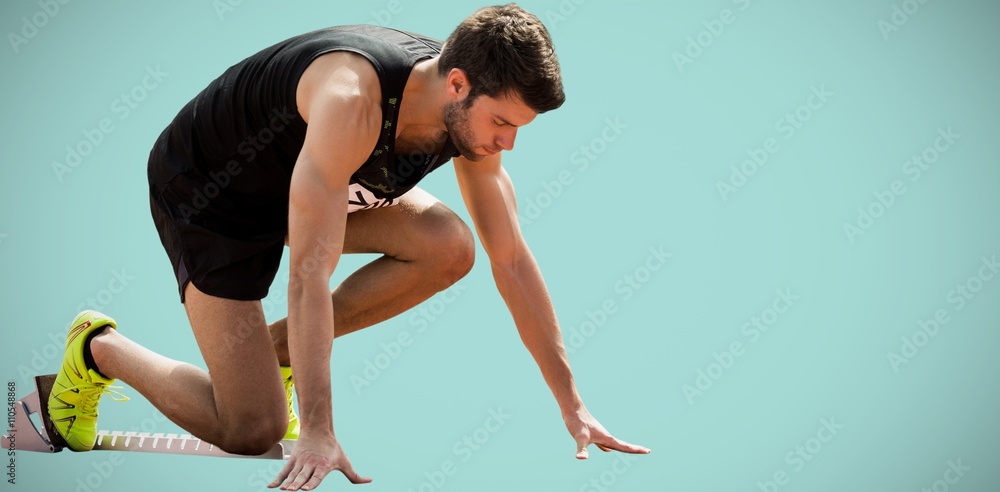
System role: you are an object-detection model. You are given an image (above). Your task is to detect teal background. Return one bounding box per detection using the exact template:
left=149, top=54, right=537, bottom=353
left=2, top=0, right=998, bottom=491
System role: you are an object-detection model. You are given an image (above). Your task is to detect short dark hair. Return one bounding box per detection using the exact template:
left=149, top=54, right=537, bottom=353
left=439, top=3, right=565, bottom=113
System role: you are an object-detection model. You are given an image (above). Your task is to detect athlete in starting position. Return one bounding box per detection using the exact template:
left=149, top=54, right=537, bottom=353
left=46, top=4, right=649, bottom=490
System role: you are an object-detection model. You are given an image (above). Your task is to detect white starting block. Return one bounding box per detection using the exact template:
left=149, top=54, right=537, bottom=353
left=2, top=375, right=294, bottom=460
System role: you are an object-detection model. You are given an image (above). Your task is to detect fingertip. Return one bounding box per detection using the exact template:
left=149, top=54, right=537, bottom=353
left=349, top=474, right=374, bottom=484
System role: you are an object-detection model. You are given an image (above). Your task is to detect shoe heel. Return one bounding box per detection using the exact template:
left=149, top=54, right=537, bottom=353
left=36, top=374, right=70, bottom=450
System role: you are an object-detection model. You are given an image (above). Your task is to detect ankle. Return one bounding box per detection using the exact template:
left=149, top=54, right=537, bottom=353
left=86, top=327, right=116, bottom=379
left=274, top=346, right=290, bottom=367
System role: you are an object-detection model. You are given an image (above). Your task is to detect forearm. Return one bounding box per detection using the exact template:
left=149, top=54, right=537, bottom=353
left=492, top=252, right=583, bottom=416
left=287, top=276, right=336, bottom=436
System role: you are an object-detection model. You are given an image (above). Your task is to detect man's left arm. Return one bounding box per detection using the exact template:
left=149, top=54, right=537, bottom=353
left=454, top=154, right=650, bottom=459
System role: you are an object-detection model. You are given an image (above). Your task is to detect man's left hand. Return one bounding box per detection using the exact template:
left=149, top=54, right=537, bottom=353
left=564, top=407, right=651, bottom=459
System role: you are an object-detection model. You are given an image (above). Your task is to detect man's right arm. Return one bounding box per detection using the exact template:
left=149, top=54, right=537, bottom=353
left=269, top=53, right=381, bottom=491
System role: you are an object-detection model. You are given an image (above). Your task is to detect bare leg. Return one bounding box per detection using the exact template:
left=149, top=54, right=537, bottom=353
left=270, top=187, right=474, bottom=365
left=87, top=188, right=470, bottom=451
left=89, top=282, right=287, bottom=454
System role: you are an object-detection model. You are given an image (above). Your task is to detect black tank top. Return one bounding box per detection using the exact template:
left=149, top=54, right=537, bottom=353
left=149, top=25, right=457, bottom=233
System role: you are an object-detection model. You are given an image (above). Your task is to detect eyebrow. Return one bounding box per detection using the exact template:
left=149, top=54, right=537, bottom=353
left=494, top=114, right=518, bottom=127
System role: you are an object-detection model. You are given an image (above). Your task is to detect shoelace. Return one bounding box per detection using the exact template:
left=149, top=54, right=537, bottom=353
left=284, top=376, right=295, bottom=414
left=57, top=383, right=130, bottom=415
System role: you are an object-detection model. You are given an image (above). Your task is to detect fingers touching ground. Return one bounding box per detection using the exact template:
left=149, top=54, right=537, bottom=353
left=269, top=454, right=371, bottom=491
left=596, top=437, right=651, bottom=455
left=578, top=432, right=651, bottom=459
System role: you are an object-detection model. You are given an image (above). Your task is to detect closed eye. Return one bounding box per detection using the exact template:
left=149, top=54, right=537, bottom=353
left=493, top=115, right=516, bottom=127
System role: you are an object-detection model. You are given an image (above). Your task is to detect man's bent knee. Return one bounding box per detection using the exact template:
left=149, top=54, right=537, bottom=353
left=431, top=218, right=475, bottom=288
left=215, top=415, right=287, bottom=455
left=213, top=396, right=287, bottom=455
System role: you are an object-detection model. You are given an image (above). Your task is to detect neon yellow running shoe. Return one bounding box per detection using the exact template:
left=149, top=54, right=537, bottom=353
left=281, top=366, right=299, bottom=440
left=47, top=310, right=129, bottom=451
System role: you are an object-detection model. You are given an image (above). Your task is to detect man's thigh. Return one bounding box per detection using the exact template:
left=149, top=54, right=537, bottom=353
left=183, top=281, right=286, bottom=429
left=342, top=187, right=473, bottom=260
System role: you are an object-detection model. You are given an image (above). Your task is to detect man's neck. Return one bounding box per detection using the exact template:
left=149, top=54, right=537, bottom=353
left=396, top=56, right=448, bottom=146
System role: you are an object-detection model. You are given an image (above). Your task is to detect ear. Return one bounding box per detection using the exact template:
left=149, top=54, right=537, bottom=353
left=446, top=68, right=470, bottom=104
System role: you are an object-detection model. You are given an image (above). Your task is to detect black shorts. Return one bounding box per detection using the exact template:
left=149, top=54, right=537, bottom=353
left=148, top=146, right=288, bottom=303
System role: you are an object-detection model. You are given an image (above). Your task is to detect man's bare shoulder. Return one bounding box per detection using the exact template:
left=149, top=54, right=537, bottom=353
left=296, top=51, right=382, bottom=124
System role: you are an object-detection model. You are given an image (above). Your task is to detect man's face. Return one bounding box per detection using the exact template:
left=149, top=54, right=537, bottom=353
left=443, top=91, right=538, bottom=161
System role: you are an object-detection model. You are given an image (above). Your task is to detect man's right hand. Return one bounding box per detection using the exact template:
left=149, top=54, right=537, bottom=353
left=268, top=432, right=372, bottom=491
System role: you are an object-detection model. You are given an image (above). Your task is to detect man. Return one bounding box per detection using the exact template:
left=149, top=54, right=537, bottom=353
left=47, top=4, right=649, bottom=491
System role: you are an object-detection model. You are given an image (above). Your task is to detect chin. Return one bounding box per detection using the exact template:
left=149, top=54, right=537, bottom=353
left=458, top=148, right=485, bottom=162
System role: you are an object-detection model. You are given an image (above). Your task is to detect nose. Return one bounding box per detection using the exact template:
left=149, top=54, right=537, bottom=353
left=496, top=128, right=517, bottom=152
